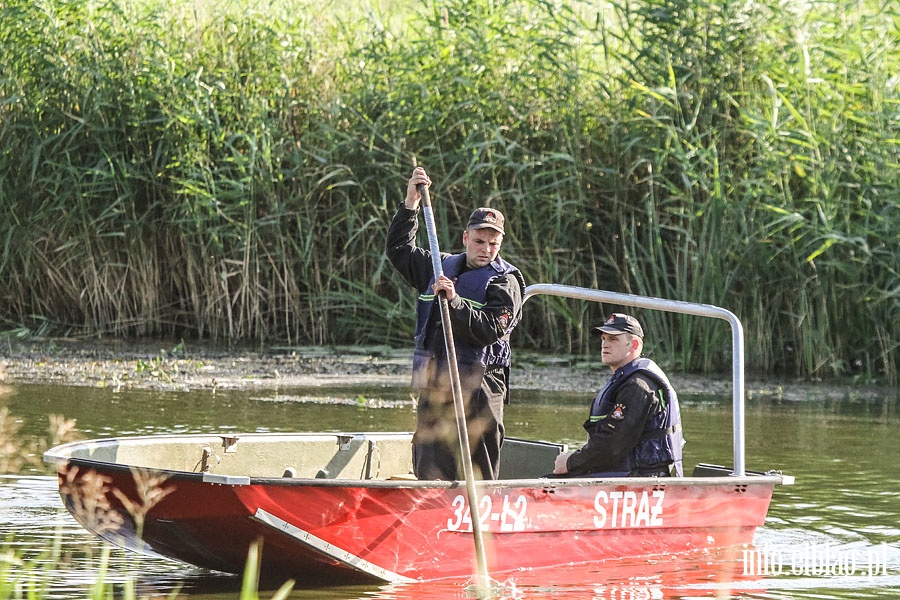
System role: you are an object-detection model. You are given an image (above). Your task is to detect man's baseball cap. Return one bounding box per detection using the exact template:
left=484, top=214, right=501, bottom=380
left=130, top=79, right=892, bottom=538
left=595, top=313, right=644, bottom=338
left=467, top=207, right=505, bottom=235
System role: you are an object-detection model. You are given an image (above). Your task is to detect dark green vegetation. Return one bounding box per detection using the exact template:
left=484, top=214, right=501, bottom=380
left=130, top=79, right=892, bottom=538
left=0, top=0, right=896, bottom=382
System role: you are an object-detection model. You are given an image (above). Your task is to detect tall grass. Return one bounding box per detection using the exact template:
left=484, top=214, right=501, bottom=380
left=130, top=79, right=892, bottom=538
left=0, top=536, right=293, bottom=599
left=0, top=0, right=896, bottom=383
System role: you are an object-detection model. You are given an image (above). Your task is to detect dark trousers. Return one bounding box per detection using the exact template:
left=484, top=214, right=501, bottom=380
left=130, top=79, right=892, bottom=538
left=413, top=387, right=504, bottom=480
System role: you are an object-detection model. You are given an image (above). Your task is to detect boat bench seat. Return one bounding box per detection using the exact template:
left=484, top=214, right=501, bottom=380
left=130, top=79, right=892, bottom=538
left=221, top=433, right=414, bottom=480
left=111, top=433, right=417, bottom=480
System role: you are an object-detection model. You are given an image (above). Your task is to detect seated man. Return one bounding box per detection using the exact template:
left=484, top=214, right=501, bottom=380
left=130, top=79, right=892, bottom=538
left=551, top=313, right=683, bottom=478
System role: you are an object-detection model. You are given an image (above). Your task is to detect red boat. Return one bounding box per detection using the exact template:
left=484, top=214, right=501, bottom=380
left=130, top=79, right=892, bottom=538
left=44, top=284, right=793, bottom=584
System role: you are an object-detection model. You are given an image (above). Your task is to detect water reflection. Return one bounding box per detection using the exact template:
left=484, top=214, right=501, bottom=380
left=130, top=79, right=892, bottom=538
left=1, top=383, right=898, bottom=599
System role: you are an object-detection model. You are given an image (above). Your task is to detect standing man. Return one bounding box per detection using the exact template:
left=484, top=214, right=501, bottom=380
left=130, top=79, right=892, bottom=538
left=386, top=166, right=526, bottom=481
left=552, top=313, right=683, bottom=478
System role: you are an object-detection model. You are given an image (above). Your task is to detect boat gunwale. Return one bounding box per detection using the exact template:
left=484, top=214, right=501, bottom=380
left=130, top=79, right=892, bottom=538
left=44, top=430, right=792, bottom=487
left=52, top=455, right=787, bottom=489
left=42, top=430, right=418, bottom=466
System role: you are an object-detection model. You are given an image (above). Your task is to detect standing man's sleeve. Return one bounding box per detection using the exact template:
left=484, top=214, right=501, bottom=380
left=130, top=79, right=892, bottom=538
left=447, top=274, right=523, bottom=347
left=386, top=205, right=434, bottom=293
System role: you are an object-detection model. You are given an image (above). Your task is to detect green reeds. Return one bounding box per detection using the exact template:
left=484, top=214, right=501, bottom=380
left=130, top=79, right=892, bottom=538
left=0, top=536, right=292, bottom=600
left=0, top=0, right=896, bottom=382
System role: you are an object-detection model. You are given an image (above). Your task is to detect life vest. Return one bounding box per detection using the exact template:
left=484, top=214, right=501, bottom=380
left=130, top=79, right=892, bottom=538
left=585, top=357, right=684, bottom=476
left=410, top=253, right=523, bottom=391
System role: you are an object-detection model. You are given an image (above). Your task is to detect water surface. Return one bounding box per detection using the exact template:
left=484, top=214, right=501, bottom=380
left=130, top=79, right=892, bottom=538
left=2, top=383, right=898, bottom=599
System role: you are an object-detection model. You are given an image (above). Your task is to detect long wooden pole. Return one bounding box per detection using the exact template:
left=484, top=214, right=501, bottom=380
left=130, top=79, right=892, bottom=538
left=418, top=183, right=491, bottom=594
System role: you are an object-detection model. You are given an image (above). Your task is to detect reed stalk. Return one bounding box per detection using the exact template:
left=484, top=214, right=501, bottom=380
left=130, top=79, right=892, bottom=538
left=0, top=0, right=895, bottom=383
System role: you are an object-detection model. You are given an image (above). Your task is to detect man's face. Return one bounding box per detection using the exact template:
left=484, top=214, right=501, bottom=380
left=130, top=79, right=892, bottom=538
left=463, top=227, right=503, bottom=269
left=600, top=333, right=635, bottom=370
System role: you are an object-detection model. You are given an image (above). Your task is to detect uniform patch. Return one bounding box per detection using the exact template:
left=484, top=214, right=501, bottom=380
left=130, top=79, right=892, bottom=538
left=497, top=309, right=512, bottom=330
left=610, top=403, right=626, bottom=420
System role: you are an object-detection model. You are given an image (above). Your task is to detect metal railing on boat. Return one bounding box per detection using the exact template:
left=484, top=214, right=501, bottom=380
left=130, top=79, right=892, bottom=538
left=523, top=284, right=747, bottom=477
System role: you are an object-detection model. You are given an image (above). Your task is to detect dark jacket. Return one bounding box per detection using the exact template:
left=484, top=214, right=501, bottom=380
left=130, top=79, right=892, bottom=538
left=566, top=357, right=683, bottom=477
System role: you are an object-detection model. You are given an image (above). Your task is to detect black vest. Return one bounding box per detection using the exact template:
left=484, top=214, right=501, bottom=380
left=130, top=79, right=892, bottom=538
left=410, top=253, right=522, bottom=391
left=585, top=357, right=684, bottom=476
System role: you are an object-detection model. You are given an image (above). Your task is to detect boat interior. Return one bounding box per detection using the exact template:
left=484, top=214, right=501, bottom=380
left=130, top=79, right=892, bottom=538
left=45, top=432, right=568, bottom=482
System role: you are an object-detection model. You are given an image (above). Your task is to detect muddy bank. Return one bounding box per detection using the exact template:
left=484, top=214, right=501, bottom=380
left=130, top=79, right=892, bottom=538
left=0, top=338, right=892, bottom=402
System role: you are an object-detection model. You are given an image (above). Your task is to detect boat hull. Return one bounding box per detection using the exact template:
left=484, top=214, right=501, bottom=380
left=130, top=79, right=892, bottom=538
left=53, top=447, right=778, bottom=583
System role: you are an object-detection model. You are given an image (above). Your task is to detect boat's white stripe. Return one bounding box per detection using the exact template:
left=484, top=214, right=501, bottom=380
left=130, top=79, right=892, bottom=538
left=252, top=508, right=416, bottom=584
